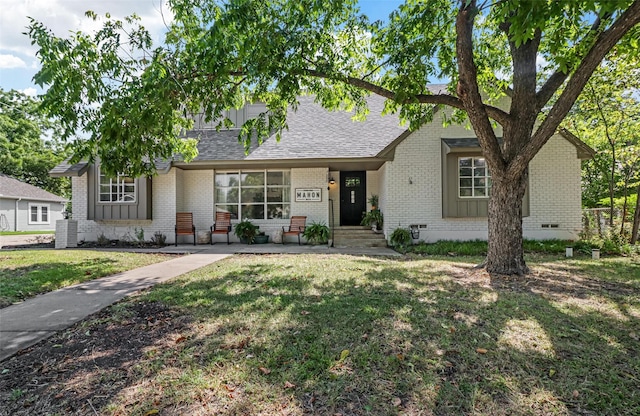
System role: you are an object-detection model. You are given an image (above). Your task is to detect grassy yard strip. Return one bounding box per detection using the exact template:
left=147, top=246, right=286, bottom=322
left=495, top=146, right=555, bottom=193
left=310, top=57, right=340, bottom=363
left=0, top=250, right=176, bottom=306
left=38, top=253, right=636, bottom=415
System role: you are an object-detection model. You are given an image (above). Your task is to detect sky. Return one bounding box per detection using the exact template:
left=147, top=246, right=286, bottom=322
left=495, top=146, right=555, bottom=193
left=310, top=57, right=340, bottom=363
left=0, top=0, right=404, bottom=96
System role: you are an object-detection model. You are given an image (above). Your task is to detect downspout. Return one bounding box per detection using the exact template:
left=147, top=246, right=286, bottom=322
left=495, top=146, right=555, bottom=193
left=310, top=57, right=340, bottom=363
left=15, top=198, right=21, bottom=231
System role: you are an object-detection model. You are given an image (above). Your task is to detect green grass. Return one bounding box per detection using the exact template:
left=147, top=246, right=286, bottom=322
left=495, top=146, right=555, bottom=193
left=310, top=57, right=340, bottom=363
left=90, top=254, right=639, bottom=415
left=0, top=250, right=176, bottom=306
left=0, top=231, right=55, bottom=236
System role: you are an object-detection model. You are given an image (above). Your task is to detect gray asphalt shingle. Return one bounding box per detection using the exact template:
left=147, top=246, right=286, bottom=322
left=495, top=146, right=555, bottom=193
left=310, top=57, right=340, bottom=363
left=188, top=95, right=407, bottom=161
left=0, top=174, right=66, bottom=202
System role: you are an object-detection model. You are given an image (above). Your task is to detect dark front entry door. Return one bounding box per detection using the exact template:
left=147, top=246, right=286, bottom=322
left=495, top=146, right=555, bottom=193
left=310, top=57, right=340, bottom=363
left=340, top=171, right=366, bottom=226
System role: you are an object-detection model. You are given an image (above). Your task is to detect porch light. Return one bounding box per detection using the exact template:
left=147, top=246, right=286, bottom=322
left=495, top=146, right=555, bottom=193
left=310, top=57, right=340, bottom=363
left=329, top=177, right=336, bottom=185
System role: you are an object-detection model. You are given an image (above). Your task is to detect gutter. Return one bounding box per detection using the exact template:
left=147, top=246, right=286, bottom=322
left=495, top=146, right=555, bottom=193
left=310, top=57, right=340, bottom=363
left=15, top=198, right=21, bottom=232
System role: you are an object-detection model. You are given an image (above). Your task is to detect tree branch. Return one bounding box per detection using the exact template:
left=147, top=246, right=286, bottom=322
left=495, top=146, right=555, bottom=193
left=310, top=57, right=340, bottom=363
left=510, top=0, right=640, bottom=178
left=455, top=0, right=506, bottom=173
left=535, top=12, right=612, bottom=111
left=182, top=67, right=512, bottom=126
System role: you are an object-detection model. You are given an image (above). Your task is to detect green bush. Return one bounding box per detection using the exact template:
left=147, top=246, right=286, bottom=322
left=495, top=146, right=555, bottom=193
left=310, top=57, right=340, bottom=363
left=591, top=231, right=632, bottom=255
left=409, top=240, right=487, bottom=256
left=406, top=239, right=616, bottom=257
left=302, top=221, right=330, bottom=244
left=97, top=233, right=110, bottom=247
left=390, top=228, right=412, bottom=250
left=234, top=220, right=259, bottom=244
left=151, top=232, right=167, bottom=247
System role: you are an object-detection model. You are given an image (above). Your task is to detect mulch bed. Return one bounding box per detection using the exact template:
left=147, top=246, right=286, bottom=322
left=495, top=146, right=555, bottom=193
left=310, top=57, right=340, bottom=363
left=0, top=299, right=191, bottom=416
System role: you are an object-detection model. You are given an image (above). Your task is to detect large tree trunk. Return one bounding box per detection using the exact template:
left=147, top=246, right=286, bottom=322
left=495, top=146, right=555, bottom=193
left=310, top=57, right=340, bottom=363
left=486, top=169, right=529, bottom=275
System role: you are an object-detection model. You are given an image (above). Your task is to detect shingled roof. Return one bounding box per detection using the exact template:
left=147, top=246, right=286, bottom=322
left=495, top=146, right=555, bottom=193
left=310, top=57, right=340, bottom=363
left=184, top=94, right=407, bottom=162
left=0, top=174, right=66, bottom=202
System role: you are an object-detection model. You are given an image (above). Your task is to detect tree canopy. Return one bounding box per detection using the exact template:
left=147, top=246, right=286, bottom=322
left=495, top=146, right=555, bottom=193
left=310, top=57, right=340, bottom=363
left=0, top=88, right=69, bottom=197
left=27, top=0, right=640, bottom=274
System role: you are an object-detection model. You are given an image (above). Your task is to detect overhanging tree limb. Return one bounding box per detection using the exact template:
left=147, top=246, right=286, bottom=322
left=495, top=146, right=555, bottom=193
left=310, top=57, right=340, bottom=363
left=455, top=0, right=505, bottom=174
left=512, top=0, right=640, bottom=179
left=535, top=12, right=612, bottom=111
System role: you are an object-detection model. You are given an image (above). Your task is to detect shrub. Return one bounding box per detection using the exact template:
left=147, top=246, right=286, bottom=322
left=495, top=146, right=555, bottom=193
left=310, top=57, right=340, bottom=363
left=592, top=231, right=632, bottom=255
left=151, top=232, right=167, bottom=247
left=409, top=240, right=487, bottom=256
left=97, top=233, right=110, bottom=247
left=302, top=221, right=330, bottom=244
left=390, top=227, right=411, bottom=251
left=133, top=227, right=145, bottom=247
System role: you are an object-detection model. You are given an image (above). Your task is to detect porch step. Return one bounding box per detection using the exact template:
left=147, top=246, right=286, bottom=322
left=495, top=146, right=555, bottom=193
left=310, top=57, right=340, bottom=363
left=332, top=226, right=387, bottom=248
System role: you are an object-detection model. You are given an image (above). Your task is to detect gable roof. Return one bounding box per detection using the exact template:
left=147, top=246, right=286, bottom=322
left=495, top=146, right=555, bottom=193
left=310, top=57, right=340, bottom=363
left=50, top=88, right=594, bottom=174
left=182, top=94, right=406, bottom=163
left=0, top=174, right=66, bottom=202
left=558, top=128, right=596, bottom=160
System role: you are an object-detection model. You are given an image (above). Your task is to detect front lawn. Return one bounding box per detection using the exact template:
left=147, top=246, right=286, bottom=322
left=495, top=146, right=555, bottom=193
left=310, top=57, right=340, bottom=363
left=1, top=254, right=639, bottom=415
left=0, top=250, right=176, bottom=307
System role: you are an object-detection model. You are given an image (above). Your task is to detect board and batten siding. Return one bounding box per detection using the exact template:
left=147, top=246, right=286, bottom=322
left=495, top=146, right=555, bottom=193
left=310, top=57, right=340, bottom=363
left=86, top=164, right=152, bottom=221
left=441, top=143, right=530, bottom=218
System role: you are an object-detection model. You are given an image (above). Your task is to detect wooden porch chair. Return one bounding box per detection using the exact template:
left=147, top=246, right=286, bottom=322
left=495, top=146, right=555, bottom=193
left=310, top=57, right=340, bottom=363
left=210, top=212, right=232, bottom=245
left=282, top=216, right=306, bottom=245
left=175, top=212, right=196, bottom=246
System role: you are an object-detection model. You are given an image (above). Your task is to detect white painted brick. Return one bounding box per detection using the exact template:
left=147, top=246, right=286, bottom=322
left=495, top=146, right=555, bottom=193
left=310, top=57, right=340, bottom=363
left=381, top=111, right=582, bottom=242
left=70, top=110, right=583, bottom=244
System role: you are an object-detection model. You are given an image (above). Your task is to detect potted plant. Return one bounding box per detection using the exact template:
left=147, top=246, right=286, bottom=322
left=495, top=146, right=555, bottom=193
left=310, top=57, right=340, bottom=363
left=361, top=210, right=383, bottom=231
left=234, top=219, right=259, bottom=244
left=302, top=221, right=330, bottom=245
left=254, top=231, right=269, bottom=244
left=368, top=194, right=379, bottom=211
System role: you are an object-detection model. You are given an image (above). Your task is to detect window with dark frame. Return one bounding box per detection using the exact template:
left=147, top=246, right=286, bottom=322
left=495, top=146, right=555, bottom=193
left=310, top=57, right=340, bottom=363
left=215, top=170, right=291, bottom=220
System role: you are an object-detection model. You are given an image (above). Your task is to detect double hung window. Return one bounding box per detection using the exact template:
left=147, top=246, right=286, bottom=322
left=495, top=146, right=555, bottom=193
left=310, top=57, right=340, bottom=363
left=29, top=204, right=49, bottom=224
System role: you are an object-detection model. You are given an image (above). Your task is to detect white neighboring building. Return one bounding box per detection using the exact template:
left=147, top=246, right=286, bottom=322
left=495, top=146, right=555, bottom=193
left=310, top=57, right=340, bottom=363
left=51, top=94, right=593, bottom=245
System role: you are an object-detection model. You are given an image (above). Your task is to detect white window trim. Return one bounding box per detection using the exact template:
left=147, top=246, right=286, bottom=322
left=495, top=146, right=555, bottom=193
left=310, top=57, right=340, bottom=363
left=28, top=203, right=50, bottom=225
left=98, top=168, right=137, bottom=204
left=458, top=156, right=491, bottom=199
left=214, top=169, right=291, bottom=220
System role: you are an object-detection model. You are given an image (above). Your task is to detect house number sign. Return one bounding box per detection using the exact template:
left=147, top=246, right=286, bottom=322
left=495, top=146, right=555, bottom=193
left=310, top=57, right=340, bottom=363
left=295, top=188, right=322, bottom=202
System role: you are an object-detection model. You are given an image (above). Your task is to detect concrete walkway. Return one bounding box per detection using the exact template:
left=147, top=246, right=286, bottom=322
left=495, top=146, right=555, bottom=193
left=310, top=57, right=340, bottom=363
left=0, top=244, right=399, bottom=362
left=0, top=249, right=230, bottom=362
left=0, top=233, right=54, bottom=248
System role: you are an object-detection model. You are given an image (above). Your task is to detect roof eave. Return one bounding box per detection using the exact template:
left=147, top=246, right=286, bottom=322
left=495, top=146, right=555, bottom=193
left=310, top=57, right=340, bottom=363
left=172, top=156, right=387, bottom=171
left=558, top=128, right=596, bottom=160
left=0, top=195, right=67, bottom=203
left=49, top=161, right=90, bottom=177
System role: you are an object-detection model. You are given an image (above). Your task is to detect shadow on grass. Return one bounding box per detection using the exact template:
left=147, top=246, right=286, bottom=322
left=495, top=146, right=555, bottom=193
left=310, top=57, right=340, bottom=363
left=1, top=254, right=638, bottom=415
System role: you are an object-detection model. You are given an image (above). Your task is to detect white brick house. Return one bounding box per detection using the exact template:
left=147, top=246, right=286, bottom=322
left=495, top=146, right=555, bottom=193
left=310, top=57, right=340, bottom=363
left=51, top=93, right=593, bottom=245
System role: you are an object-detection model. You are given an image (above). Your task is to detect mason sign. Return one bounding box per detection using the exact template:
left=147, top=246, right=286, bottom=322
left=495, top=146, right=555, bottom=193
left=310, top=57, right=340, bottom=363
left=295, top=188, right=322, bottom=202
